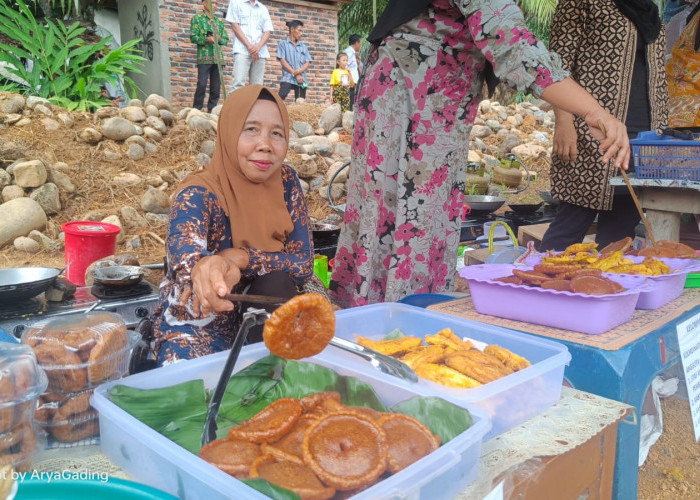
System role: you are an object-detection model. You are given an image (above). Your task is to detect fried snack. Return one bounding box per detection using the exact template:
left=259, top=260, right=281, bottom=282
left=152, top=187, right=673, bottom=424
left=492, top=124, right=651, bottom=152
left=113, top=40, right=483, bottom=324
left=399, top=345, right=450, bottom=370
left=424, top=328, right=473, bottom=351
left=511, top=269, right=553, bottom=286
left=484, top=345, right=531, bottom=372
left=263, top=294, right=335, bottom=360
left=250, top=455, right=336, bottom=500
left=32, top=344, right=87, bottom=392
left=562, top=242, right=598, bottom=255
left=228, top=398, right=302, bottom=444
left=637, top=246, right=677, bottom=258
left=87, top=322, right=128, bottom=384
left=656, top=240, right=696, bottom=258
left=569, top=275, right=622, bottom=295
left=199, top=438, right=262, bottom=477
left=589, top=251, right=626, bottom=271
left=413, top=363, right=482, bottom=388
left=299, top=392, right=341, bottom=414
left=445, top=350, right=513, bottom=384
left=377, top=413, right=441, bottom=473
left=540, top=279, right=572, bottom=291
left=0, top=422, right=36, bottom=471
left=302, top=412, right=388, bottom=490
left=599, top=237, right=632, bottom=255
left=555, top=268, right=603, bottom=280
left=492, top=275, right=524, bottom=285
left=354, top=335, right=423, bottom=356
left=49, top=391, right=99, bottom=442
left=533, top=264, right=581, bottom=276
left=263, top=415, right=320, bottom=464
left=0, top=465, right=15, bottom=499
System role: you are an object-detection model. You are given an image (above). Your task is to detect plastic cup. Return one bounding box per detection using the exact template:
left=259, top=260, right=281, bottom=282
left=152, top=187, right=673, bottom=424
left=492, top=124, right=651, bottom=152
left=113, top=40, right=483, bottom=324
left=62, top=221, right=121, bottom=286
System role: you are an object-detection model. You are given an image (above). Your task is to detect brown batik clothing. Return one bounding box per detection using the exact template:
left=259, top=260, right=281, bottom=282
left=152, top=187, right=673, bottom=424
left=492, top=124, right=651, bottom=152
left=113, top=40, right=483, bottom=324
left=549, top=0, right=668, bottom=211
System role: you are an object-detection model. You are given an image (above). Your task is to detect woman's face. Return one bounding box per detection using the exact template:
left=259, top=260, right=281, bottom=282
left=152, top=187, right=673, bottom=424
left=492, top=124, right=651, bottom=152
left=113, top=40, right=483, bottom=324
left=236, top=99, right=287, bottom=184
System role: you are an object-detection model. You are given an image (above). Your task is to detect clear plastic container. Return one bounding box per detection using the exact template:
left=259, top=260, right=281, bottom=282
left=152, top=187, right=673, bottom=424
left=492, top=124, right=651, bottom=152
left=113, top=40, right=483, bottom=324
left=328, top=303, right=571, bottom=439
left=0, top=344, right=47, bottom=472
left=21, top=312, right=138, bottom=392
left=91, top=344, right=491, bottom=500
left=35, top=387, right=100, bottom=443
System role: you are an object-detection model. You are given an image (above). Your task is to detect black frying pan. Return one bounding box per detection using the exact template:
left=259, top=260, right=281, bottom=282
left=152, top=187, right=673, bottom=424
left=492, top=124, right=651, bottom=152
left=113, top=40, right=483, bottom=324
left=507, top=201, right=544, bottom=214
left=0, top=267, right=61, bottom=303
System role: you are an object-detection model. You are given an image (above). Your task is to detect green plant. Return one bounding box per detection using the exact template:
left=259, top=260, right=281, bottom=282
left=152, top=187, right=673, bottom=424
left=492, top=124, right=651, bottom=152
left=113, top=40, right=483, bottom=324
left=0, top=0, right=145, bottom=111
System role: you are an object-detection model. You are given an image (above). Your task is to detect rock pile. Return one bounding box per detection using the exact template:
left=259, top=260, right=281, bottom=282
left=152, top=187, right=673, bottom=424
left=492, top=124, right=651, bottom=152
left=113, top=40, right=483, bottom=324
left=0, top=91, right=554, bottom=256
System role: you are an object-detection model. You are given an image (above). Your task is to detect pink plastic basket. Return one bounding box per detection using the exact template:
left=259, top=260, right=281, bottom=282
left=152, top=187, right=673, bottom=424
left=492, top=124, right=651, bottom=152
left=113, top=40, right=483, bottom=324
left=458, top=264, right=650, bottom=335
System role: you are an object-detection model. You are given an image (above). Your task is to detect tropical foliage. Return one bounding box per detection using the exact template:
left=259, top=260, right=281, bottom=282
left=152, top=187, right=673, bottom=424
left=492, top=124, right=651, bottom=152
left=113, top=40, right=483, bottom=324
left=0, top=0, right=145, bottom=111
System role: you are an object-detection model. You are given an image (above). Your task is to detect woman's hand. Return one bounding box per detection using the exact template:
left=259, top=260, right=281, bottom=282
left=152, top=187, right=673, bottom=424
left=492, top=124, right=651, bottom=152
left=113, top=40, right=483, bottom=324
left=584, top=109, right=630, bottom=169
left=188, top=254, right=242, bottom=317
left=552, top=113, right=578, bottom=164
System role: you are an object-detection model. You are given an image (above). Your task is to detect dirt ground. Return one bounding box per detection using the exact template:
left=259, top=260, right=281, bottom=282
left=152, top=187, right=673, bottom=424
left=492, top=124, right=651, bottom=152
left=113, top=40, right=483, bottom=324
left=1, top=99, right=697, bottom=496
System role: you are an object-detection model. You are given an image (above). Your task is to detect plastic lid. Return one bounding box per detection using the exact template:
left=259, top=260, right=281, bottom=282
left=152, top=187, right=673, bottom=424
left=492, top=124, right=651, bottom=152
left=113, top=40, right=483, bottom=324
left=61, top=221, right=121, bottom=236
left=0, top=343, right=48, bottom=405
left=16, top=477, right=179, bottom=499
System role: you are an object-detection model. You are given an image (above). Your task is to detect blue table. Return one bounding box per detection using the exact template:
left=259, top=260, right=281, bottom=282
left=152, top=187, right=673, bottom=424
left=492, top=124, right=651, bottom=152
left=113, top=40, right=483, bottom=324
left=430, top=288, right=700, bottom=500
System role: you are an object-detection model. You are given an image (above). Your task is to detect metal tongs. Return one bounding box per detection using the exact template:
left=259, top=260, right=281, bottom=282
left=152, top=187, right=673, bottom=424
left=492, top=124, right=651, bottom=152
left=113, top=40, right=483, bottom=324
left=202, top=302, right=419, bottom=446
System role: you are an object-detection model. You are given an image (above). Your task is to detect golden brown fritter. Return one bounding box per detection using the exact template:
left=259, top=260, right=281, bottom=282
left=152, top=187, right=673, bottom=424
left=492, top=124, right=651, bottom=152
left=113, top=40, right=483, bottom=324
left=354, top=335, right=423, bottom=356
left=413, top=363, right=482, bottom=389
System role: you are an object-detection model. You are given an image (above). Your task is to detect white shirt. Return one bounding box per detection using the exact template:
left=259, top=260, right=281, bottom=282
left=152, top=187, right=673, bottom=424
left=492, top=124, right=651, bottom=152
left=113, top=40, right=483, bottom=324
left=343, top=45, right=360, bottom=83
left=225, top=0, right=273, bottom=57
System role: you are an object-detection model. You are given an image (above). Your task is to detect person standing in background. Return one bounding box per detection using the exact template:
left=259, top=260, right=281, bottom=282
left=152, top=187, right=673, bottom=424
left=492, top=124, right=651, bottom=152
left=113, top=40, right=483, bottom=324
left=226, top=0, right=273, bottom=90
left=540, top=0, right=669, bottom=252
left=329, top=52, right=354, bottom=112
left=191, top=0, right=229, bottom=112
left=342, top=34, right=362, bottom=110
left=667, top=2, right=700, bottom=130
left=277, top=20, right=313, bottom=101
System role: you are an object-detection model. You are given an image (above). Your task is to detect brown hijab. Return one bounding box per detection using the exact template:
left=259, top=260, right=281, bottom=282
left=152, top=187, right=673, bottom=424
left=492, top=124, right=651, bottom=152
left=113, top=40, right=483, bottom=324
left=177, top=85, right=293, bottom=252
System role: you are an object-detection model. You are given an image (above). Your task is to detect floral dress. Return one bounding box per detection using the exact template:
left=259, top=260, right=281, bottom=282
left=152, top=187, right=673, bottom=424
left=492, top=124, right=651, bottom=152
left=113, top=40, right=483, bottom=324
left=329, top=0, right=568, bottom=307
left=153, top=165, right=313, bottom=365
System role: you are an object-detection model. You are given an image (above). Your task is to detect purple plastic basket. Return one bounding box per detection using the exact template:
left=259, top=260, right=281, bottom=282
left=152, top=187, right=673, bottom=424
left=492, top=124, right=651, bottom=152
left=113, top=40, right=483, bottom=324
left=522, top=253, right=700, bottom=310
left=458, top=264, right=650, bottom=335
left=611, top=257, right=700, bottom=310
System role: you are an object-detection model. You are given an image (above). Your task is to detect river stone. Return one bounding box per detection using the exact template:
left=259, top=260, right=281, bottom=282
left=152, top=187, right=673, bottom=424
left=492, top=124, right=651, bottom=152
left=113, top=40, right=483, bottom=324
left=103, top=117, right=138, bottom=141
left=341, top=111, right=353, bottom=133
left=57, top=112, right=74, bottom=127
left=0, top=197, right=47, bottom=247
left=113, top=173, right=142, bottom=186
left=511, top=143, right=547, bottom=160
left=294, top=154, right=318, bottom=178
left=146, top=175, right=164, bottom=187
left=41, top=118, right=60, bottom=131
left=145, top=142, right=158, bottom=153
left=145, top=213, right=169, bottom=224
left=47, top=168, right=76, bottom=193
left=79, top=127, right=102, bottom=144
left=188, top=115, right=212, bottom=132
left=2, top=185, right=24, bottom=201
left=14, top=236, right=41, bottom=253
left=146, top=116, right=167, bottom=135
left=292, top=121, right=314, bottom=138
left=128, top=99, right=143, bottom=108
left=15, top=118, right=31, bottom=127
left=141, top=187, right=170, bottom=214
left=26, top=96, right=50, bottom=109
left=145, top=104, right=160, bottom=117
left=144, top=94, right=171, bottom=110
left=101, top=215, right=124, bottom=242
left=125, top=135, right=146, bottom=148
left=200, top=140, right=216, bottom=157
left=1, top=95, right=25, bottom=114
left=3, top=114, right=22, bottom=125
left=120, top=206, right=148, bottom=228
left=318, top=104, right=342, bottom=133
left=30, top=183, right=61, bottom=214
left=325, top=161, right=349, bottom=184
left=28, top=229, right=57, bottom=249
left=333, top=142, right=351, bottom=158
left=500, top=134, right=521, bottom=154
left=0, top=170, right=10, bottom=189
left=13, top=160, right=47, bottom=188
left=96, top=106, right=119, bottom=119
left=159, top=109, right=175, bottom=126
left=471, top=125, right=492, bottom=139
left=159, top=169, right=176, bottom=184
left=142, top=127, right=162, bottom=143
left=34, top=103, right=53, bottom=116
left=121, top=106, right=147, bottom=122
left=128, top=143, right=145, bottom=161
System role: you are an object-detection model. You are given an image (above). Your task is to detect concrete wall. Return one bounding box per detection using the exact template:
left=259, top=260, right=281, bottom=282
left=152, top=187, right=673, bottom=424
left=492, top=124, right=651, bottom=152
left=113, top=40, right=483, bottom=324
left=118, top=0, right=171, bottom=100
left=160, top=0, right=341, bottom=108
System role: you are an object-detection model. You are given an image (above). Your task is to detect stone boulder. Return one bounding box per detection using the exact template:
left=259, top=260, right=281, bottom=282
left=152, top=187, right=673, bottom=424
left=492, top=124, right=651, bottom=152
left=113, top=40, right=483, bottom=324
left=13, top=160, right=47, bottom=188
left=103, top=117, right=138, bottom=141
left=318, top=104, right=342, bottom=133
left=0, top=197, right=47, bottom=247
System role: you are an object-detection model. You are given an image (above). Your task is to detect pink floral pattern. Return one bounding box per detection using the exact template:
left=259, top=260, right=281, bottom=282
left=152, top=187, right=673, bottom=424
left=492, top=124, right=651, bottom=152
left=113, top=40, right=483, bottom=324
left=330, top=0, right=568, bottom=307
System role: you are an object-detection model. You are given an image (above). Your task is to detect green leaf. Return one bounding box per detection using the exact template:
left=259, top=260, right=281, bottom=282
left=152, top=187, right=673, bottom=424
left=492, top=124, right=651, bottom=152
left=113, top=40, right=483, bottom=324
left=392, top=396, right=473, bottom=443
left=240, top=479, right=300, bottom=500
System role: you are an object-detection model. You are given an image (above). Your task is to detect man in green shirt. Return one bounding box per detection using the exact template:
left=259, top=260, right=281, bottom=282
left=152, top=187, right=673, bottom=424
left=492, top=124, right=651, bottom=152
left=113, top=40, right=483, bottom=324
left=190, top=0, right=229, bottom=112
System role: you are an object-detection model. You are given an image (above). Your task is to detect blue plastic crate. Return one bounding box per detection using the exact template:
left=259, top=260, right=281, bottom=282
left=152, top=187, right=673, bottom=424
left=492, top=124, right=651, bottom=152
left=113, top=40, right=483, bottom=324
left=631, top=130, right=700, bottom=181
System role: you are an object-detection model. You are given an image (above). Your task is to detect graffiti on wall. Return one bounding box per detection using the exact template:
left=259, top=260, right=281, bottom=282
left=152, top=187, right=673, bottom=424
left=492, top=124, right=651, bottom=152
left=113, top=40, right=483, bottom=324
left=134, top=5, right=155, bottom=61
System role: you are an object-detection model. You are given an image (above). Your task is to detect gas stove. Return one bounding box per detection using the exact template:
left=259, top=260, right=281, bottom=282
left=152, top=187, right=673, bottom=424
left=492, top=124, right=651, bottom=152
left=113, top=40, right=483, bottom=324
left=460, top=206, right=557, bottom=243
left=0, top=282, right=160, bottom=339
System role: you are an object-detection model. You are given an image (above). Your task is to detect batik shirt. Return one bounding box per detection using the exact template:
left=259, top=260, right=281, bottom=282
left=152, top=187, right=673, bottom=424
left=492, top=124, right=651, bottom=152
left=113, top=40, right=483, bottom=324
left=190, top=12, right=229, bottom=65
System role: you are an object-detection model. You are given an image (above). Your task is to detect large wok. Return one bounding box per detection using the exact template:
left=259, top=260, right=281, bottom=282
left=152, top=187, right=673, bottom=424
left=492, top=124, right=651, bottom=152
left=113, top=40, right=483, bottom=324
left=464, top=195, right=506, bottom=215
left=0, top=267, right=61, bottom=303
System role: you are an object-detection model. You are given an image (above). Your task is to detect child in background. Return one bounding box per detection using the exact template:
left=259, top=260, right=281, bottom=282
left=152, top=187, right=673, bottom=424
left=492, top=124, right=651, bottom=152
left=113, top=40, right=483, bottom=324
left=329, top=53, right=354, bottom=112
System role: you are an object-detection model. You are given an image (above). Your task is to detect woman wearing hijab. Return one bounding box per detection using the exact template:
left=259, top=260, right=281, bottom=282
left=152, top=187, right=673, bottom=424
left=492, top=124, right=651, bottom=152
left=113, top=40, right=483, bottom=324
left=540, top=0, right=669, bottom=251
left=153, top=85, right=314, bottom=366
left=329, top=0, right=633, bottom=308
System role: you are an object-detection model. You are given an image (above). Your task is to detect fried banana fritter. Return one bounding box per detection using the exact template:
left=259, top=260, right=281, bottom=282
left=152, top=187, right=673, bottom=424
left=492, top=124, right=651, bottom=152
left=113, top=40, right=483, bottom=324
left=399, top=345, right=451, bottom=370
left=483, top=345, right=531, bottom=372
left=445, top=350, right=513, bottom=384
left=424, top=328, right=473, bottom=351
left=354, top=335, right=423, bottom=356
left=413, top=363, right=482, bottom=389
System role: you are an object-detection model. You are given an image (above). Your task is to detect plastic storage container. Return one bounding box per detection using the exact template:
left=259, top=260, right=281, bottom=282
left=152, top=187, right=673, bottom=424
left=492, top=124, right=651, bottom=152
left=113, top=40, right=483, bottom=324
left=630, top=131, right=700, bottom=181
left=459, top=264, right=649, bottom=334
left=0, top=343, right=48, bottom=472
left=35, top=387, right=100, bottom=443
left=62, top=221, right=121, bottom=286
left=91, top=345, right=490, bottom=500
left=327, top=302, right=570, bottom=439
left=21, top=312, right=137, bottom=392
left=619, top=256, right=700, bottom=309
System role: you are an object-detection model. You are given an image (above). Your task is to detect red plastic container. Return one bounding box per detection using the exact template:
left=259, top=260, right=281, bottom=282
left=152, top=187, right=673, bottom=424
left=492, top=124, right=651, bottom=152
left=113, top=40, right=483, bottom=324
left=62, top=221, right=120, bottom=285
